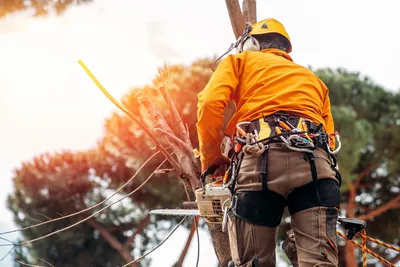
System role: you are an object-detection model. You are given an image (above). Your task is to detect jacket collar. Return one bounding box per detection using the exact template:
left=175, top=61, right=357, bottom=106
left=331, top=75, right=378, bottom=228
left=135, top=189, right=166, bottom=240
left=261, top=48, right=293, bottom=62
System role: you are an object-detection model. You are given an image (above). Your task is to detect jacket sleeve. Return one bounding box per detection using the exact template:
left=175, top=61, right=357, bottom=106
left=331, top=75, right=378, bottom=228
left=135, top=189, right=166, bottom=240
left=196, top=55, right=242, bottom=170
left=321, top=88, right=336, bottom=150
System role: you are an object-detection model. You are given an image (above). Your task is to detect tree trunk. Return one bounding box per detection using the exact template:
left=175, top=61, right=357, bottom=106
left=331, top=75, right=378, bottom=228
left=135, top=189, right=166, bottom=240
left=208, top=223, right=232, bottom=266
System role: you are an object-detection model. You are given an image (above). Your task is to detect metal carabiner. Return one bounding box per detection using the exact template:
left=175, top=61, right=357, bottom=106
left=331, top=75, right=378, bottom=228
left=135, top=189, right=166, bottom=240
left=222, top=198, right=231, bottom=233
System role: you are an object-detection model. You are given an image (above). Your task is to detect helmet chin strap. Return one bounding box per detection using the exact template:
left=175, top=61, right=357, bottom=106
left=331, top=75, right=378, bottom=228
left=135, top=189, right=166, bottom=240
left=210, top=25, right=255, bottom=71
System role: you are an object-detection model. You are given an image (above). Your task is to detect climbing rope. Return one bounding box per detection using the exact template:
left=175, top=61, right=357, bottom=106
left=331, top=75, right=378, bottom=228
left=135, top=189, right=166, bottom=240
left=361, top=230, right=367, bottom=267
left=358, top=232, right=400, bottom=253
left=337, top=230, right=399, bottom=267
left=242, top=133, right=265, bottom=156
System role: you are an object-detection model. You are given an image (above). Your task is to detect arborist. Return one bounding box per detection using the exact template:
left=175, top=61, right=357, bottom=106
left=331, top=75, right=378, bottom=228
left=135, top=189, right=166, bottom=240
left=196, top=18, right=342, bottom=267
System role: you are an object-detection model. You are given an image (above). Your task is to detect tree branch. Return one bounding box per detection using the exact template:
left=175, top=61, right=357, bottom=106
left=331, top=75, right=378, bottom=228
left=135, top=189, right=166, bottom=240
left=242, top=0, right=257, bottom=25
left=225, top=0, right=245, bottom=39
left=136, top=90, right=201, bottom=191
left=158, top=80, right=192, bottom=148
left=173, top=216, right=200, bottom=267
left=354, top=163, right=378, bottom=187
left=88, top=219, right=139, bottom=267
left=136, top=90, right=186, bottom=173
left=155, top=128, right=193, bottom=157
left=158, top=81, right=201, bottom=171
left=392, top=253, right=400, bottom=264
left=357, top=195, right=400, bottom=221
left=103, top=223, right=140, bottom=233
left=154, top=168, right=176, bottom=174
left=124, top=214, right=151, bottom=249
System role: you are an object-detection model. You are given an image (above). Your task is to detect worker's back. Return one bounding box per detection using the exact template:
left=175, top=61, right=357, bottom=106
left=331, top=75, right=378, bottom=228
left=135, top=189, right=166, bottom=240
left=224, top=48, right=331, bottom=136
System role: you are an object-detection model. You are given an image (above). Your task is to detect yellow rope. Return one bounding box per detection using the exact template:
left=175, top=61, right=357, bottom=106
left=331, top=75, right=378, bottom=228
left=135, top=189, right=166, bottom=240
left=337, top=231, right=396, bottom=267
left=361, top=230, right=367, bottom=267
left=358, top=232, right=400, bottom=253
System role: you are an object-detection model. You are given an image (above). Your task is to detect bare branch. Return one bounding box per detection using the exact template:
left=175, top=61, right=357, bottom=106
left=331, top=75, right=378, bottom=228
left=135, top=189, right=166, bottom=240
left=136, top=90, right=201, bottom=190
left=354, top=163, right=378, bottom=187
left=17, top=159, right=167, bottom=246
left=242, top=0, right=257, bottom=25
left=157, top=72, right=192, bottom=148
left=154, top=168, right=176, bottom=174
left=16, top=261, right=46, bottom=267
left=14, top=251, right=55, bottom=267
left=0, top=151, right=162, bottom=236
left=357, top=195, right=400, bottom=221
left=124, top=214, right=151, bottom=249
left=136, top=90, right=185, bottom=174
left=225, top=0, right=245, bottom=39
left=173, top=216, right=200, bottom=267
left=88, top=220, right=138, bottom=266
left=33, top=212, right=51, bottom=221
left=36, top=258, right=54, bottom=267
left=155, top=128, right=193, bottom=157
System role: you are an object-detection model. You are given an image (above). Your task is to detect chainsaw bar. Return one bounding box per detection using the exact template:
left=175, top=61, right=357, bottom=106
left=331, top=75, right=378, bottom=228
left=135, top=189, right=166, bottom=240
left=149, top=209, right=201, bottom=216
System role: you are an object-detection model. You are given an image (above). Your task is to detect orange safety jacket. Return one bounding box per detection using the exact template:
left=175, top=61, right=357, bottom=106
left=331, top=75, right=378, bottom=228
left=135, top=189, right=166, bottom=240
left=196, top=48, right=335, bottom=170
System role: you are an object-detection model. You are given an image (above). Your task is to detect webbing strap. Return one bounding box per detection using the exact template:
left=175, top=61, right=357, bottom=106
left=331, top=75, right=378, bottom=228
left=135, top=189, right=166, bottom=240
left=260, top=148, right=269, bottom=191
left=305, top=153, right=321, bottom=206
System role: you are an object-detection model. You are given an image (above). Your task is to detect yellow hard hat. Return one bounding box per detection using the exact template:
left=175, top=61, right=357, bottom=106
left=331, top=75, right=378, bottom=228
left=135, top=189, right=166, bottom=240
left=248, top=18, right=292, bottom=53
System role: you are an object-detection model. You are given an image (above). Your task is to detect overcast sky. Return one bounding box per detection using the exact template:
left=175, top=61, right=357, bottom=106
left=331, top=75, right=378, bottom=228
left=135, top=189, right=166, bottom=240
left=0, top=0, right=400, bottom=266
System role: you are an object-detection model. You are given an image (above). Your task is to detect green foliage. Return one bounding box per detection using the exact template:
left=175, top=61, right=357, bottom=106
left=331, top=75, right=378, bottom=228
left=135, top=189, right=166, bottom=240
left=314, top=68, right=400, bottom=261
left=0, top=0, right=93, bottom=18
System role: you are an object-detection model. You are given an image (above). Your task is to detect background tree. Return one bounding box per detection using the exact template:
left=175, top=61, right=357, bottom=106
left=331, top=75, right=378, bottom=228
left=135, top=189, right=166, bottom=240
left=7, top=148, right=183, bottom=267
left=316, top=68, right=400, bottom=266
left=0, top=0, right=92, bottom=18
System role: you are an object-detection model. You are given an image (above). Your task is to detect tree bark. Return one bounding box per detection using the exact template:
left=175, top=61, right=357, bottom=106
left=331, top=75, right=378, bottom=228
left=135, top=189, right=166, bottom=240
left=242, top=0, right=257, bottom=25
left=225, top=0, right=245, bottom=39
left=207, top=224, right=232, bottom=266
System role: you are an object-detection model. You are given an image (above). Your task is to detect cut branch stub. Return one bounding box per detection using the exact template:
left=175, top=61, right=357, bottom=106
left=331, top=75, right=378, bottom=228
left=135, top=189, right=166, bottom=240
left=242, top=0, right=257, bottom=25
left=225, top=0, right=245, bottom=39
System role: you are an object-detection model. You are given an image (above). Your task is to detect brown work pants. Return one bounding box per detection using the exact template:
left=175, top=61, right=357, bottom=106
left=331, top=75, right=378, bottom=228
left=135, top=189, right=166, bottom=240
left=228, top=143, right=340, bottom=267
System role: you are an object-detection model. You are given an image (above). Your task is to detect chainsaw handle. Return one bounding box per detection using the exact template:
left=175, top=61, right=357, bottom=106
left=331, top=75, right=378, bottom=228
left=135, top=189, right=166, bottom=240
left=200, top=164, right=220, bottom=188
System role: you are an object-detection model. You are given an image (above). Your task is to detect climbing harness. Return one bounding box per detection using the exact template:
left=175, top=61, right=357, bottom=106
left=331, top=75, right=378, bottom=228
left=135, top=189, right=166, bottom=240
left=222, top=112, right=342, bottom=191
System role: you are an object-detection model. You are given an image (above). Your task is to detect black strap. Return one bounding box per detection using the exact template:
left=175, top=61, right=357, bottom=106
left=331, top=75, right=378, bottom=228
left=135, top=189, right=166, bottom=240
left=260, top=147, right=269, bottom=191
left=230, top=151, right=244, bottom=193
left=305, top=153, right=321, bottom=206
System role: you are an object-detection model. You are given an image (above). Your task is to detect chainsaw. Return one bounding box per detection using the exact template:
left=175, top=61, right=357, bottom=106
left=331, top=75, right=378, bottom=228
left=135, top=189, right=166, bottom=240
left=149, top=180, right=231, bottom=228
